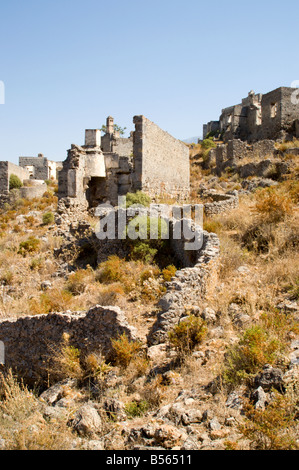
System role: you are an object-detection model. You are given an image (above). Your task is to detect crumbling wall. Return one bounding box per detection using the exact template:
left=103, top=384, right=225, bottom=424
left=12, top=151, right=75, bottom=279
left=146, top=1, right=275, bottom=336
left=214, top=139, right=276, bottom=175
left=0, top=305, right=138, bottom=385
left=19, top=182, right=48, bottom=200
left=203, top=191, right=239, bottom=217
left=148, top=230, right=220, bottom=346
left=133, top=116, right=190, bottom=199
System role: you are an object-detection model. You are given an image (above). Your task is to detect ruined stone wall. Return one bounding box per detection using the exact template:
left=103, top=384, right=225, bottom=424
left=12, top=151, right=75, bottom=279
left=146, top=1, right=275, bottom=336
left=203, top=191, right=239, bottom=217
left=0, top=161, right=30, bottom=194
left=280, top=87, right=299, bottom=131
left=133, top=116, right=190, bottom=199
left=19, top=182, right=48, bottom=200
left=214, top=139, right=276, bottom=175
left=148, top=230, right=220, bottom=346
left=0, top=306, right=138, bottom=385
left=210, top=87, right=299, bottom=143
left=261, top=88, right=283, bottom=140
left=19, top=156, right=49, bottom=180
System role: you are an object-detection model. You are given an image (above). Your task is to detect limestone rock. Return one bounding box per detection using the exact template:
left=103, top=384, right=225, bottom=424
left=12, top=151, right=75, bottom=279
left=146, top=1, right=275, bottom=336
left=69, top=404, right=102, bottom=436
left=40, top=379, right=77, bottom=406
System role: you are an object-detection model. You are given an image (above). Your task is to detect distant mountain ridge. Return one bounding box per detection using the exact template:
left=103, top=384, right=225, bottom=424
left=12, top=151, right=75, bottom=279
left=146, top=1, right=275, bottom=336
left=182, top=136, right=201, bottom=144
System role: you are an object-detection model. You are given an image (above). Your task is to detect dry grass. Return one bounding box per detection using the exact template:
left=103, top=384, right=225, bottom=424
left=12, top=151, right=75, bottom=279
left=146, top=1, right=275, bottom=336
left=0, top=370, right=76, bottom=450
left=275, top=139, right=299, bottom=152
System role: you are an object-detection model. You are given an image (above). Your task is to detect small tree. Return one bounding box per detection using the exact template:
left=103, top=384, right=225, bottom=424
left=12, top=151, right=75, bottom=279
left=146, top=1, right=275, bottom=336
left=100, top=124, right=127, bottom=135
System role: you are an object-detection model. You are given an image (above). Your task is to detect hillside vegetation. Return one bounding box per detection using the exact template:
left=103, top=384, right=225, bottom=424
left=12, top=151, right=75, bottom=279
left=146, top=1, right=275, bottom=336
left=0, top=144, right=298, bottom=450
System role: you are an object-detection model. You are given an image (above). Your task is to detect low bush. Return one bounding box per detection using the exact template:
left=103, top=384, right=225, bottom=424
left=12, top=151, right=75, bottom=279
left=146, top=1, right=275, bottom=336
left=0, top=370, right=74, bottom=449
left=18, top=237, right=41, bottom=256
left=168, top=315, right=207, bottom=358
left=66, top=268, right=93, bottom=295
left=126, top=215, right=172, bottom=267
left=203, top=218, right=223, bottom=234
left=111, top=333, right=142, bottom=368
left=47, top=333, right=82, bottom=383
left=162, top=265, right=177, bottom=282
left=124, top=400, right=149, bottom=418
left=125, top=191, right=151, bottom=208
left=0, top=270, right=14, bottom=285
left=254, top=187, right=293, bottom=223
left=223, top=324, right=284, bottom=386
left=29, top=288, right=74, bottom=314
left=42, top=211, right=55, bottom=225
left=240, top=389, right=298, bottom=450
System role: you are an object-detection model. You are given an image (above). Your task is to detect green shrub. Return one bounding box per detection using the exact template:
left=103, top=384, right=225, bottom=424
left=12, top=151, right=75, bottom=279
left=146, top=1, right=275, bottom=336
left=130, top=242, right=158, bottom=264
left=9, top=174, right=23, bottom=190
left=42, top=211, right=54, bottom=225
left=201, top=137, right=217, bottom=151
left=125, top=191, right=151, bottom=208
left=124, top=400, right=149, bottom=418
left=126, top=215, right=171, bottom=266
left=168, top=315, right=207, bottom=357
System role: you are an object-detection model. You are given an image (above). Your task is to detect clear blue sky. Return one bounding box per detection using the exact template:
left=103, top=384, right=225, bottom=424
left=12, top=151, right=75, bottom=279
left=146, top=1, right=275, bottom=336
left=1, top=0, right=299, bottom=164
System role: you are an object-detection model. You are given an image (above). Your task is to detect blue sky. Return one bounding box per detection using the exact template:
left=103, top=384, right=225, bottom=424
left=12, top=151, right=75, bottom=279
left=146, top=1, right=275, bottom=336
left=0, top=0, right=299, bottom=164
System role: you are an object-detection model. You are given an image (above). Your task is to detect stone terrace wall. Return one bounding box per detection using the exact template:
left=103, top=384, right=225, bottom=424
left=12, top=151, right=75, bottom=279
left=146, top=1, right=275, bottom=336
left=0, top=305, right=138, bottom=385
left=203, top=190, right=239, bottom=217
left=19, top=182, right=48, bottom=200
left=133, top=116, right=190, bottom=200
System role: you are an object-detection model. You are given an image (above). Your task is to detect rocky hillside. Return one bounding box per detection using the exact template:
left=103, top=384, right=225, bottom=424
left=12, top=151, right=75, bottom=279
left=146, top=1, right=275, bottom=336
left=0, top=143, right=298, bottom=451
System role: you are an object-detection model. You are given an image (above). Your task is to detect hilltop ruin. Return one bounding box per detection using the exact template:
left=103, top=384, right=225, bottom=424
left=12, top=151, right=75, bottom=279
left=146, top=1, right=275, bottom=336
left=203, top=86, right=299, bottom=143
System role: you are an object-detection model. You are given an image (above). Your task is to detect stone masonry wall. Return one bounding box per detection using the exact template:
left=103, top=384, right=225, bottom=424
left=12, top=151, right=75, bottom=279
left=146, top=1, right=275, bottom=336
left=19, top=156, right=49, bottom=180
left=0, top=305, right=138, bottom=385
left=203, top=191, right=239, bottom=217
left=148, top=229, right=220, bottom=346
left=214, top=139, right=276, bottom=175
left=133, top=116, right=190, bottom=200
left=19, top=182, right=48, bottom=200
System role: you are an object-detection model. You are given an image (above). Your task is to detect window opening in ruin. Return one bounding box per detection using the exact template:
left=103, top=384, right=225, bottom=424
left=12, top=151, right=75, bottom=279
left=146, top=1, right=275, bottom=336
left=271, top=102, right=278, bottom=118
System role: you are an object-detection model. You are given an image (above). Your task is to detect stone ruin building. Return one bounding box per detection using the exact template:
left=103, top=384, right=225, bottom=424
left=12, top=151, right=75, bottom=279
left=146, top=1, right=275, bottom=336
left=203, top=86, right=299, bottom=143
left=19, top=154, right=63, bottom=181
left=58, top=115, right=190, bottom=208
left=202, top=86, right=299, bottom=177
left=0, top=154, right=62, bottom=198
